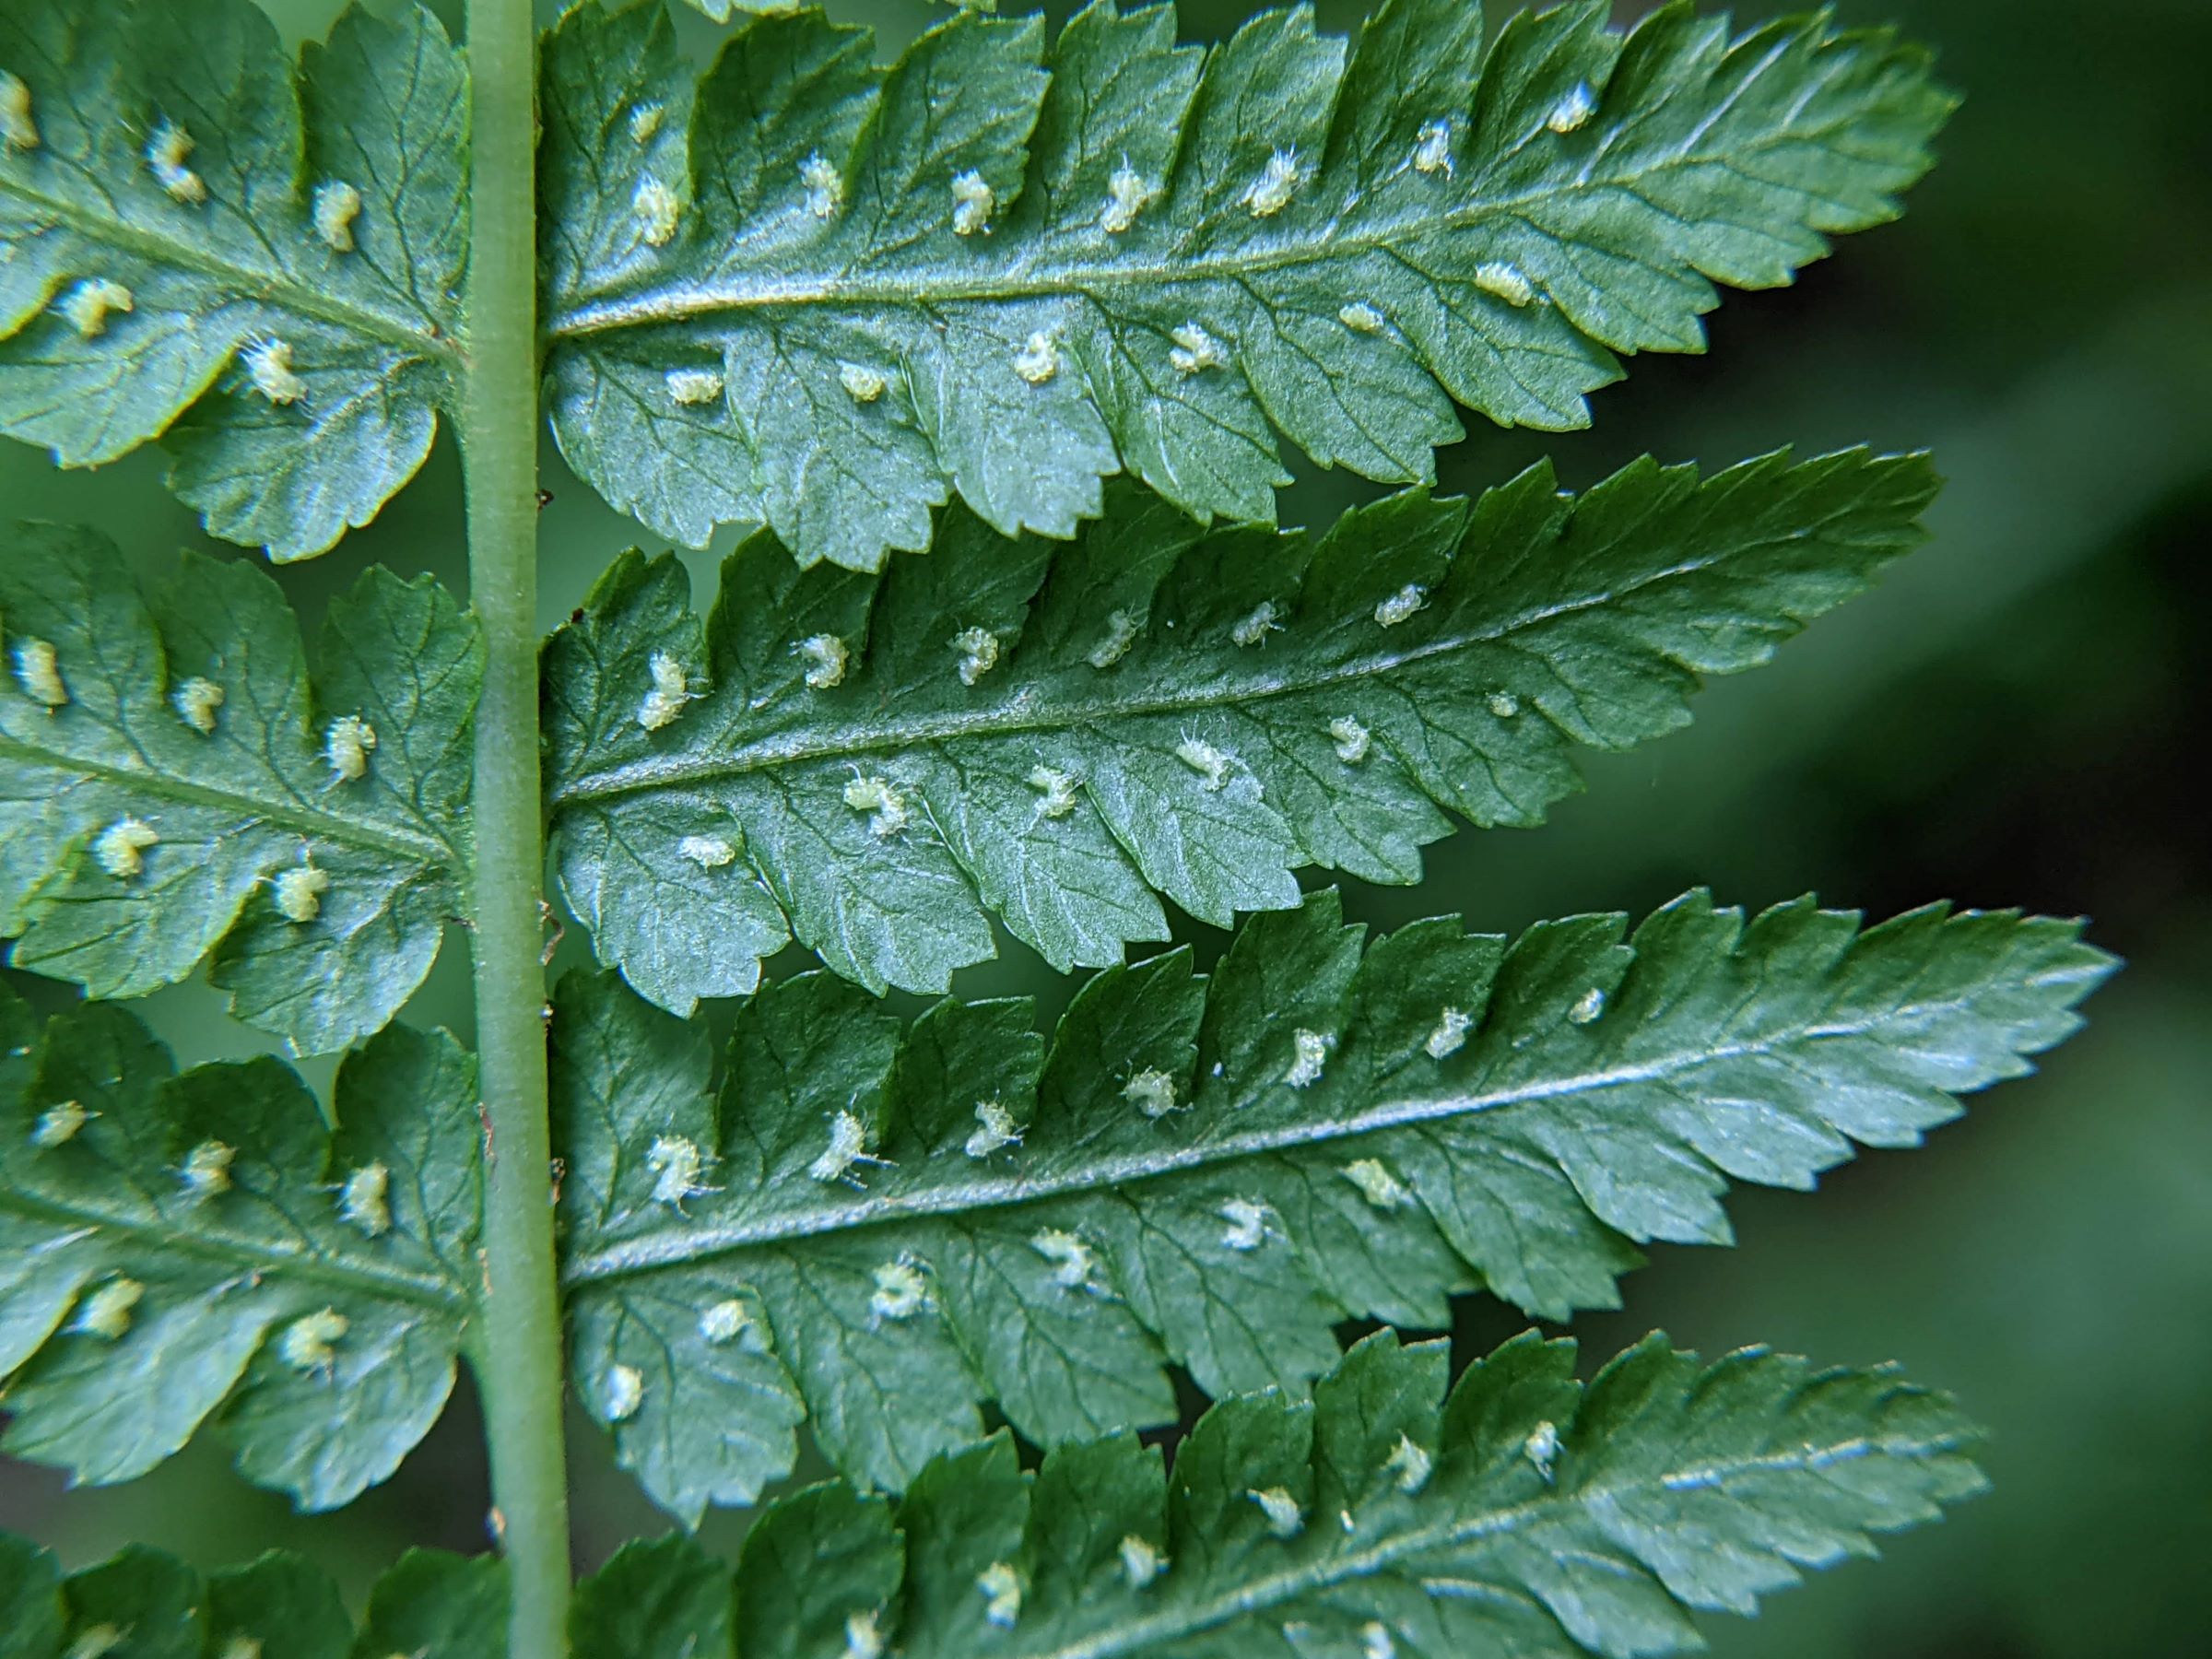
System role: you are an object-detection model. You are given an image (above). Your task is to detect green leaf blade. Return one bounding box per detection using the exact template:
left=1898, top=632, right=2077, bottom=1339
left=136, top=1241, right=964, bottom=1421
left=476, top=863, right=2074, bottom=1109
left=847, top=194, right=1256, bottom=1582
left=553, top=887, right=2108, bottom=1512
left=546, top=447, right=1936, bottom=1014
left=557, top=1331, right=1983, bottom=1658
left=544, top=0, right=1953, bottom=571
left=0, top=985, right=479, bottom=1510
left=0, top=0, right=465, bottom=559
left=0, top=524, right=477, bottom=1053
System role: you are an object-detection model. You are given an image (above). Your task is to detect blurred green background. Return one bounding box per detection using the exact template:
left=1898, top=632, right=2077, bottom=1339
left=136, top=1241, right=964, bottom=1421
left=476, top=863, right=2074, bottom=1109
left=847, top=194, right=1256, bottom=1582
left=4, top=0, right=2206, bottom=1653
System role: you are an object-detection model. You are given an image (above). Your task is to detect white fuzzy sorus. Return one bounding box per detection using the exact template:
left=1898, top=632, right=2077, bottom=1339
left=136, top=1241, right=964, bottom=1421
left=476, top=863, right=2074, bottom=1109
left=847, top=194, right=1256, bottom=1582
left=1339, top=301, right=1387, bottom=335
left=94, top=817, right=159, bottom=879
left=179, top=1138, right=235, bottom=1201
left=244, top=338, right=307, bottom=405
left=276, top=862, right=331, bottom=924
left=1412, top=117, right=1454, bottom=175
left=646, top=1134, right=714, bottom=1209
left=14, top=638, right=66, bottom=706
left=1384, top=1432, right=1434, bottom=1494
left=678, top=836, right=737, bottom=873
left=280, top=1307, right=349, bottom=1372
left=1122, top=1068, right=1180, bottom=1119
left=869, top=1256, right=929, bottom=1323
left=950, top=169, right=995, bottom=235
left=840, top=361, right=887, bottom=403
left=964, top=1100, right=1023, bottom=1159
left=324, top=713, right=377, bottom=782
left=1426, top=1006, right=1474, bottom=1058
left=1219, top=1197, right=1274, bottom=1252
left=796, top=633, right=849, bottom=688
left=1341, top=1158, right=1411, bottom=1211
left=1100, top=161, right=1162, bottom=233
left=340, top=1161, right=391, bottom=1237
left=1361, top=1622, right=1397, bottom=1659
left=1231, top=600, right=1282, bottom=647
left=952, top=627, right=1000, bottom=686
left=799, top=150, right=843, bottom=218
left=76, top=1277, right=143, bottom=1340
left=61, top=278, right=134, bottom=339
left=1175, top=735, right=1232, bottom=790
left=1, top=70, right=38, bottom=151
left=1169, top=321, right=1226, bottom=375
left=1524, top=1418, right=1560, bottom=1481
left=30, top=1100, right=89, bottom=1148
left=216, top=1636, right=264, bottom=1659
left=1547, top=80, right=1596, bottom=134
left=1373, top=582, right=1428, bottom=627
left=977, top=1563, right=1022, bottom=1630
left=66, top=1627, right=126, bottom=1659
left=1088, top=608, right=1139, bottom=668
left=313, top=180, right=363, bottom=252
left=628, top=102, right=665, bottom=145
left=172, top=676, right=224, bottom=734
left=841, top=773, right=909, bottom=838
left=666, top=367, right=725, bottom=406
left=1488, top=690, right=1521, bottom=718
left=1030, top=1228, right=1101, bottom=1292
left=1475, top=262, right=1535, bottom=308
left=698, top=1298, right=755, bottom=1347
left=1028, top=765, right=1081, bottom=819
left=1013, top=330, right=1059, bottom=384
left=1248, top=1487, right=1304, bottom=1538
left=843, top=1612, right=885, bottom=1659
left=1328, top=715, right=1371, bottom=764
left=809, top=1108, right=891, bottom=1186
left=1285, top=1028, right=1332, bottom=1088
left=605, top=1363, right=645, bottom=1421
left=636, top=651, right=696, bottom=731
left=633, top=176, right=680, bottom=246
left=1568, top=987, right=1606, bottom=1025
left=146, top=118, right=206, bottom=204
left=1119, top=1535, right=1166, bottom=1589
left=1244, top=147, right=1302, bottom=217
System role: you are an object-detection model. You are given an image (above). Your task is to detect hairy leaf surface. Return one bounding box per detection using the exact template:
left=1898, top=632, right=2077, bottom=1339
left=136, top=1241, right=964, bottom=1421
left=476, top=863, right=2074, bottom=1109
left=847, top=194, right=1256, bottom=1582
left=553, top=886, right=2107, bottom=1513
left=0, top=523, right=477, bottom=1053
left=559, top=1328, right=1983, bottom=1658
left=0, top=1535, right=503, bottom=1659
left=0, top=982, right=478, bottom=1510
left=546, top=447, right=1935, bottom=1013
left=0, top=0, right=467, bottom=560
left=542, top=0, right=1952, bottom=570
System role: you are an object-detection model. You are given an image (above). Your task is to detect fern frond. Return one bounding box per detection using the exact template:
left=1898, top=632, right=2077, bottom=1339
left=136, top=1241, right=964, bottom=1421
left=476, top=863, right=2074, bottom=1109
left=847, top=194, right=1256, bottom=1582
left=682, top=0, right=997, bottom=16
left=0, top=981, right=478, bottom=1509
left=0, top=1328, right=1978, bottom=1655
left=0, top=0, right=465, bottom=559
left=0, top=524, right=477, bottom=1053
left=553, top=886, right=2108, bottom=1514
left=0, top=1335, right=1972, bottom=1654
left=574, top=1328, right=1980, bottom=1657
left=542, top=0, right=1954, bottom=571
left=546, top=446, right=1935, bottom=1013
left=0, top=1535, right=503, bottom=1659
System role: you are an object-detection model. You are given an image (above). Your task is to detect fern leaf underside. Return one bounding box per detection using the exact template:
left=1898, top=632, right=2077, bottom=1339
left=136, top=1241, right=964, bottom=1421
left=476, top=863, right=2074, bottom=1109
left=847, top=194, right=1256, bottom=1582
left=0, top=1328, right=1983, bottom=1659
left=547, top=447, right=1937, bottom=1013
left=545, top=0, right=1954, bottom=571
left=0, top=981, right=480, bottom=1511
left=557, top=887, right=2108, bottom=1517
left=0, top=523, right=478, bottom=1055
left=0, top=0, right=466, bottom=559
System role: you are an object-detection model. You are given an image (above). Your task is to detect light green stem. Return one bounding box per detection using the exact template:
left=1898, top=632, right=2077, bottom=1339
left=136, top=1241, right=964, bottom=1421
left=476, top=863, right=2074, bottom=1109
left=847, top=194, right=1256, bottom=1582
left=462, top=0, right=571, bottom=1652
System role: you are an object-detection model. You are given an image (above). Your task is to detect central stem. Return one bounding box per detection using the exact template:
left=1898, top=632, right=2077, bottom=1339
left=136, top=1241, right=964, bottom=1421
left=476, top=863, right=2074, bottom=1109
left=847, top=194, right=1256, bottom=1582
left=463, top=0, right=571, bottom=1653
